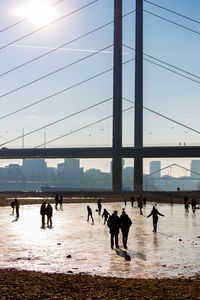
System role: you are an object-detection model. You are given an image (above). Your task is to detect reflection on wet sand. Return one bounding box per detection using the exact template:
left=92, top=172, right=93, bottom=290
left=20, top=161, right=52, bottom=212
left=0, top=202, right=199, bottom=278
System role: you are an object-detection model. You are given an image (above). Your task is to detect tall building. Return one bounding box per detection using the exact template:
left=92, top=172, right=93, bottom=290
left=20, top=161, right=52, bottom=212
left=190, top=160, right=200, bottom=178
left=57, top=158, right=82, bottom=173
left=22, top=159, right=47, bottom=172
left=149, top=161, right=161, bottom=178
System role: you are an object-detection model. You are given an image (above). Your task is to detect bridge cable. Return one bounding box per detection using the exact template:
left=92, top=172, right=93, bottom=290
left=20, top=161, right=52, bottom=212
left=0, top=58, right=134, bottom=120
left=2, top=95, right=200, bottom=147
left=0, top=10, right=135, bottom=78
left=34, top=107, right=133, bottom=148
left=124, top=44, right=200, bottom=80
left=0, top=97, right=113, bottom=147
left=0, top=0, right=99, bottom=51
left=144, top=10, right=200, bottom=36
left=0, top=44, right=113, bottom=99
left=144, top=0, right=200, bottom=25
left=123, top=97, right=200, bottom=135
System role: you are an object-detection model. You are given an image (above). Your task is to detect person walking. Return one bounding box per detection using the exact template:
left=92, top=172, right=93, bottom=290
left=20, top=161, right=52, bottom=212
left=120, top=209, right=132, bottom=249
left=147, top=206, right=164, bottom=232
left=107, top=210, right=121, bottom=249
left=10, top=201, right=15, bottom=215
left=102, top=208, right=110, bottom=224
left=130, top=196, right=135, bottom=207
left=14, top=198, right=20, bottom=219
left=55, top=194, right=59, bottom=210
left=87, top=205, right=94, bottom=223
left=40, top=202, right=47, bottom=228
left=138, top=198, right=143, bottom=215
left=184, top=194, right=189, bottom=209
left=46, top=203, right=53, bottom=227
left=191, top=198, right=197, bottom=213
left=97, top=199, right=102, bottom=215
left=59, top=194, right=63, bottom=210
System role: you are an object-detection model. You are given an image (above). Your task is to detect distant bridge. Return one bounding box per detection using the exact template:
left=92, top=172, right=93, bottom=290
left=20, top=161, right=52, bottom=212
left=1, top=146, right=200, bottom=159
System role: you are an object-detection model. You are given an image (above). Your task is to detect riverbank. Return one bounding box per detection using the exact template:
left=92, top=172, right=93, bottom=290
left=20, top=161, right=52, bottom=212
left=0, top=190, right=200, bottom=206
left=0, top=269, right=199, bottom=299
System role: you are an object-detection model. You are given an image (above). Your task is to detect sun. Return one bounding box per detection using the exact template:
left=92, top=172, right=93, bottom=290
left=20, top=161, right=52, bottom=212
left=13, top=1, right=58, bottom=27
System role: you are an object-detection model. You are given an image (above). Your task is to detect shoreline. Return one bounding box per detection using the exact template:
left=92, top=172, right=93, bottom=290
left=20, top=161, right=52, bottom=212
left=0, top=190, right=200, bottom=207
left=0, top=269, right=199, bottom=299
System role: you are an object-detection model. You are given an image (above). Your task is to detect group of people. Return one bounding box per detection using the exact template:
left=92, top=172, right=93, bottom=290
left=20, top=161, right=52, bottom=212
left=87, top=197, right=164, bottom=250
left=55, top=194, right=63, bottom=210
left=40, top=202, right=53, bottom=228
left=184, top=194, right=197, bottom=213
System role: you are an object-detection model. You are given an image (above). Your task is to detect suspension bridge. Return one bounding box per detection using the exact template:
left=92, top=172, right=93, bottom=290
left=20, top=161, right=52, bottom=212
left=0, top=0, right=199, bottom=192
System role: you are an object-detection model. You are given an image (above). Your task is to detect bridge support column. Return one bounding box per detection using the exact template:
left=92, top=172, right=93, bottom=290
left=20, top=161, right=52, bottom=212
left=134, top=0, right=143, bottom=193
left=112, top=0, right=122, bottom=193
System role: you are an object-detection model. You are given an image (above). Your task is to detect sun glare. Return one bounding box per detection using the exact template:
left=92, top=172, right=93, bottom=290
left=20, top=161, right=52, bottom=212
left=13, top=1, right=58, bottom=27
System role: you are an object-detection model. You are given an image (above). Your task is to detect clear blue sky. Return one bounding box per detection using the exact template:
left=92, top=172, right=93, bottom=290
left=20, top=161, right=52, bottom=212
left=0, top=0, right=199, bottom=175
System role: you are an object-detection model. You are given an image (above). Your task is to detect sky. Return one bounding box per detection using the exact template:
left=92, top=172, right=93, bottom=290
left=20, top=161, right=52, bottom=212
left=0, top=0, right=199, bottom=175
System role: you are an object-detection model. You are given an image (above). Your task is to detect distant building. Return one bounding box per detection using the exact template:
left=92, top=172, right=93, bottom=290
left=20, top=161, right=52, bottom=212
left=190, top=160, right=200, bottom=178
left=149, top=161, right=161, bottom=178
left=22, top=159, right=47, bottom=180
left=57, top=158, right=83, bottom=174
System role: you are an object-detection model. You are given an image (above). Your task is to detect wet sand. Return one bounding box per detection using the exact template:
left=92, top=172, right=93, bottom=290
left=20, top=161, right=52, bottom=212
left=1, top=193, right=200, bottom=299
left=0, top=269, right=200, bottom=299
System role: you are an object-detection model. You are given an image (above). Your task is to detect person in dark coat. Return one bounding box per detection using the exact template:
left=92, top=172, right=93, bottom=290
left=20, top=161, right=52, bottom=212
left=40, top=202, right=47, bottom=228
left=59, top=194, right=63, bottom=210
left=184, top=194, right=189, bottom=209
left=14, top=198, right=20, bottom=219
left=130, top=196, right=135, bottom=207
left=191, top=198, right=197, bottom=213
left=107, top=210, right=121, bottom=249
left=147, top=206, right=164, bottom=232
left=10, top=201, right=15, bottom=215
left=97, top=199, right=102, bottom=215
left=87, top=205, right=94, bottom=222
left=55, top=194, right=59, bottom=210
left=46, top=203, right=53, bottom=227
left=102, top=208, right=110, bottom=224
left=120, top=209, right=132, bottom=249
left=138, top=199, right=143, bottom=215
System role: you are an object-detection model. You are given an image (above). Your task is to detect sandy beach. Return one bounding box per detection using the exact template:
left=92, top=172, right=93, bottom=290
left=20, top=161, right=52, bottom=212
left=0, top=269, right=200, bottom=299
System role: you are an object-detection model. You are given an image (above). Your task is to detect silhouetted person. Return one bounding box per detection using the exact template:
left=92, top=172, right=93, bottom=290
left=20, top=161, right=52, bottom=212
left=184, top=194, right=188, bottom=207
left=124, top=198, right=127, bottom=206
left=46, top=203, right=53, bottom=227
left=143, top=197, right=147, bottom=206
left=87, top=205, right=94, bottom=222
left=191, top=198, right=197, bottom=213
left=120, top=209, right=132, bottom=249
left=147, top=206, right=164, bottom=232
left=14, top=198, right=20, bottom=219
left=97, top=199, right=102, bottom=215
left=130, top=196, right=135, bottom=207
left=170, top=193, right=173, bottom=205
left=59, top=194, right=63, bottom=210
left=102, top=208, right=110, bottom=224
left=138, top=199, right=143, bottom=215
left=10, top=201, right=15, bottom=215
left=55, top=194, right=59, bottom=210
left=40, top=202, right=47, bottom=228
left=107, top=210, right=121, bottom=249
left=185, top=202, right=189, bottom=212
